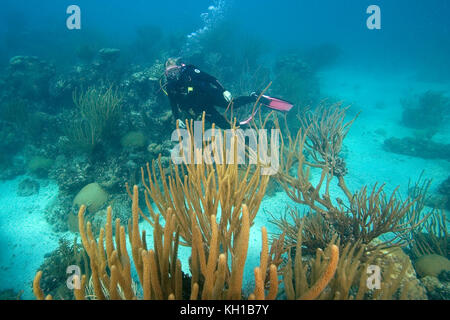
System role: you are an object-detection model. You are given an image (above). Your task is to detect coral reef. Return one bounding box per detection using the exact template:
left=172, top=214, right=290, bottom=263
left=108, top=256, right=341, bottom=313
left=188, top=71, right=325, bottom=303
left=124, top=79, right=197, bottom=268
left=401, top=90, right=450, bottom=132
left=421, top=276, right=450, bottom=300
left=0, top=22, right=446, bottom=301
left=383, top=136, right=450, bottom=161
left=35, top=237, right=89, bottom=300
left=4, top=56, right=55, bottom=103
left=34, top=186, right=280, bottom=300
left=31, top=106, right=435, bottom=300
left=49, top=156, right=92, bottom=194
left=373, top=244, right=427, bottom=300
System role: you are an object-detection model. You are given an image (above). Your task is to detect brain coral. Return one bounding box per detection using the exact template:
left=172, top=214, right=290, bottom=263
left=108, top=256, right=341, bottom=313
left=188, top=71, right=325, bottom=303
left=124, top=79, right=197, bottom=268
left=73, top=182, right=108, bottom=214
left=415, top=254, right=450, bottom=278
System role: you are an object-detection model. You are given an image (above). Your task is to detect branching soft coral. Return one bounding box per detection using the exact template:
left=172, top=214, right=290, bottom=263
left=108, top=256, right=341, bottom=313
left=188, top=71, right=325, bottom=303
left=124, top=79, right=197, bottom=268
left=33, top=186, right=279, bottom=300
left=274, top=104, right=428, bottom=254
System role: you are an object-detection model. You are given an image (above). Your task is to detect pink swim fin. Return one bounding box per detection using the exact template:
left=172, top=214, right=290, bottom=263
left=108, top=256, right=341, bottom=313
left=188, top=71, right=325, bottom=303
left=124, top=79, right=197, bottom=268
left=260, top=95, right=294, bottom=112
left=239, top=95, right=293, bottom=125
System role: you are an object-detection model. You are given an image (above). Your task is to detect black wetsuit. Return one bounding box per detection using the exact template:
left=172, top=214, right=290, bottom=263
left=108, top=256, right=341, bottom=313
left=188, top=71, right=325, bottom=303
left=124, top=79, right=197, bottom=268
left=166, top=65, right=256, bottom=128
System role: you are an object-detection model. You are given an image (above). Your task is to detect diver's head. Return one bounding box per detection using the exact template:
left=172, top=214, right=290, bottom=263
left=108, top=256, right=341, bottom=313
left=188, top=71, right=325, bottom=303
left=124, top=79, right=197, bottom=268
left=165, top=57, right=183, bottom=80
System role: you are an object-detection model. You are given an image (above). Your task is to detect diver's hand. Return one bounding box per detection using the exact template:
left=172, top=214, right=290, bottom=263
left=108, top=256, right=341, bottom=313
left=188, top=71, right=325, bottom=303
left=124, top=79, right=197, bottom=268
left=176, top=119, right=186, bottom=129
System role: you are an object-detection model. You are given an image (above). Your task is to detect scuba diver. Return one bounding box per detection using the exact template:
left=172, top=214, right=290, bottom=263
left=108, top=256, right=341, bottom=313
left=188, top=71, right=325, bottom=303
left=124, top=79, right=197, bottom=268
left=162, top=58, right=294, bottom=128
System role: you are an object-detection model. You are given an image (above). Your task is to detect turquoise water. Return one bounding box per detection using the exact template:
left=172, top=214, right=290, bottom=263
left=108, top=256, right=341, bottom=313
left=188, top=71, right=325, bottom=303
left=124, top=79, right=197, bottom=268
left=0, top=0, right=449, bottom=300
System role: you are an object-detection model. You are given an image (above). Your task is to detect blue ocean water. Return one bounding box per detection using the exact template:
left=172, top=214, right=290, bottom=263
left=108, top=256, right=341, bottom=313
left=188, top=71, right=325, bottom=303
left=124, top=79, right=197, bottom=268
left=0, top=0, right=448, bottom=300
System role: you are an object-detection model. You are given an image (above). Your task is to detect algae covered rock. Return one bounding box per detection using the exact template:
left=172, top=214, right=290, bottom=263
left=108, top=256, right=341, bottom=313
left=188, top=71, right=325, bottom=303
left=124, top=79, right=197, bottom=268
left=437, top=176, right=450, bottom=210
left=415, top=254, right=450, bottom=278
left=120, top=131, right=147, bottom=149
left=98, top=48, right=120, bottom=63
left=383, top=137, right=450, bottom=160
left=375, top=245, right=428, bottom=299
left=73, top=182, right=108, bottom=214
left=6, top=56, right=55, bottom=101
left=421, top=276, right=450, bottom=300
left=28, top=156, right=54, bottom=177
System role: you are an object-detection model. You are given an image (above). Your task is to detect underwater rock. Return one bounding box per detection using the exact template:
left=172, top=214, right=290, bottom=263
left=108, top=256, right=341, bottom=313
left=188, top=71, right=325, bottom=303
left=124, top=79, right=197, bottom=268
left=437, top=176, right=450, bottom=210
left=376, top=245, right=428, bottom=299
left=383, top=137, right=450, bottom=161
left=98, top=48, right=121, bottom=63
left=439, top=271, right=450, bottom=282
left=421, top=276, right=450, bottom=300
left=44, top=193, right=73, bottom=232
left=68, top=193, right=132, bottom=236
left=121, top=131, right=147, bottom=149
left=424, top=193, right=449, bottom=210
left=120, top=62, right=164, bottom=102
left=401, top=90, right=450, bottom=132
left=17, top=178, right=40, bottom=197
left=6, top=56, right=55, bottom=101
left=49, top=155, right=92, bottom=194
left=438, top=176, right=450, bottom=195
left=73, top=182, right=109, bottom=214
left=49, top=64, right=104, bottom=104
left=142, top=110, right=176, bottom=143
left=415, top=254, right=450, bottom=278
left=27, top=156, right=54, bottom=177
left=147, top=140, right=173, bottom=160
left=48, top=74, right=76, bottom=104
left=147, top=142, right=163, bottom=156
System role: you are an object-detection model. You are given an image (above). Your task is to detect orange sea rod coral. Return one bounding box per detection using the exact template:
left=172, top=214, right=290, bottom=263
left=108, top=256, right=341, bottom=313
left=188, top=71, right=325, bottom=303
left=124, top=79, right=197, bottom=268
left=299, top=244, right=339, bottom=300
